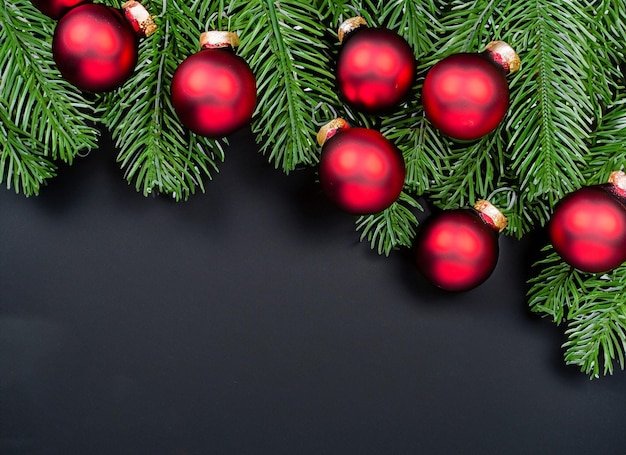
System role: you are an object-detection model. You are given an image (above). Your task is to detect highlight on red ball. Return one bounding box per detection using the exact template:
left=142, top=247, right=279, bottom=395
left=317, top=119, right=406, bottom=215
left=336, top=17, right=416, bottom=114
left=549, top=174, right=626, bottom=273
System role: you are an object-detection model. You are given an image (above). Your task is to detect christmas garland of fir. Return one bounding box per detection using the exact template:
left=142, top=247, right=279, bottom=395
left=1, top=0, right=625, bottom=378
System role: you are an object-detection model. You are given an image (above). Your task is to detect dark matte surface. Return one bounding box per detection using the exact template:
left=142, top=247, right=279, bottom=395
left=1, top=131, right=625, bottom=455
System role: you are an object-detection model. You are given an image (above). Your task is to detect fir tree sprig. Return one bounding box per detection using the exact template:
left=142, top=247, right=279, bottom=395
left=355, top=192, right=422, bottom=256
left=97, top=0, right=226, bottom=200
left=0, top=101, right=55, bottom=194
left=529, top=249, right=626, bottom=378
left=227, top=0, right=343, bottom=172
left=0, top=0, right=99, bottom=195
left=585, top=95, right=626, bottom=185
left=501, top=0, right=614, bottom=207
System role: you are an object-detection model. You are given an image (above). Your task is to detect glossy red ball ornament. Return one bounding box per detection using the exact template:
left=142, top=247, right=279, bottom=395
left=171, top=31, right=257, bottom=138
left=317, top=118, right=406, bottom=214
left=335, top=17, right=416, bottom=114
left=414, top=200, right=507, bottom=292
left=31, top=0, right=90, bottom=20
left=422, top=41, right=520, bottom=141
left=549, top=171, right=626, bottom=273
left=52, top=3, right=138, bottom=93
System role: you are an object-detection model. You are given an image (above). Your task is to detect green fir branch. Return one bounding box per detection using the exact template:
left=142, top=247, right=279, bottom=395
left=528, top=248, right=586, bottom=324
left=563, top=267, right=626, bottom=378
left=501, top=1, right=608, bottom=208
left=375, top=1, right=441, bottom=57
left=429, top=128, right=506, bottom=211
left=382, top=110, right=449, bottom=197
left=492, top=188, right=549, bottom=240
left=529, top=248, right=626, bottom=378
left=430, top=0, right=508, bottom=61
left=0, top=100, right=56, bottom=195
left=593, top=0, right=626, bottom=67
left=0, top=0, right=99, bottom=195
left=97, top=0, right=225, bottom=200
left=228, top=0, right=342, bottom=172
left=585, top=95, right=626, bottom=184
left=355, top=192, right=422, bottom=256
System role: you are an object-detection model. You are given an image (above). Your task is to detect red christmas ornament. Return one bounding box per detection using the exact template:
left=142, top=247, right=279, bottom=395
left=317, top=118, right=406, bottom=215
left=52, top=2, right=155, bottom=93
left=422, top=41, right=520, bottom=141
left=335, top=17, right=416, bottom=114
left=549, top=171, right=626, bottom=273
left=171, top=31, right=257, bottom=138
left=414, top=200, right=507, bottom=292
left=30, top=0, right=90, bottom=20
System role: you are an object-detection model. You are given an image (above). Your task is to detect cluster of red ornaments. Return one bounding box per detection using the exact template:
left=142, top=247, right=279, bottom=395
left=31, top=4, right=626, bottom=287
left=323, top=17, right=625, bottom=289
left=36, top=0, right=256, bottom=139
left=318, top=17, right=523, bottom=291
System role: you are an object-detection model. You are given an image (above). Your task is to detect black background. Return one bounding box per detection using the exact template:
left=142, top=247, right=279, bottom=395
left=1, top=130, right=625, bottom=455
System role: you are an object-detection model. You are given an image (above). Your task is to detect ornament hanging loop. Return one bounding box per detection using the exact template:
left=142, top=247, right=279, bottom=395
left=312, top=102, right=338, bottom=127
left=486, top=186, right=518, bottom=211
left=205, top=10, right=231, bottom=33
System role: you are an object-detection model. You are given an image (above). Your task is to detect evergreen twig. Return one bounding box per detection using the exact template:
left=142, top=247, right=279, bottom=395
left=529, top=249, right=626, bottom=378
left=356, top=192, right=422, bottom=256
left=0, top=0, right=99, bottom=195
left=228, top=0, right=343, bottom=172
left=98, top=0, right=226, bottom=200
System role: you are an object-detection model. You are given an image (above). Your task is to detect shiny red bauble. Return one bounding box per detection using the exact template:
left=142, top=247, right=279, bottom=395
left=31, top=0, right=90, bottom=19
left=171, top=40, right=257, bottom=138
left=549, top=173, right=626, bottom=273
left=422, top=44, right=517, bottom=141
left=318, top=122, right=405, bottom=215
left=52, top=3, right=138, bottom=93
left=336, top=18, right=415, bottom=114
left=414, top=201, right=506, bottom=292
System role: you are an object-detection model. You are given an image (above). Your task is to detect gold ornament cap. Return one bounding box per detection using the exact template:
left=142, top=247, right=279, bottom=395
left=122, top=1, right=157, bottom=37
left=200, top=31, right=241, bottom=50
left=474, top=199, right=508, bottom=232
left=338, top=16, right=367, bottom=43
left=484, top=41, right=520, bottom=74
left=317, top=118, right=350, bottom=146
left=609, top=170, right=626, bottom=196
